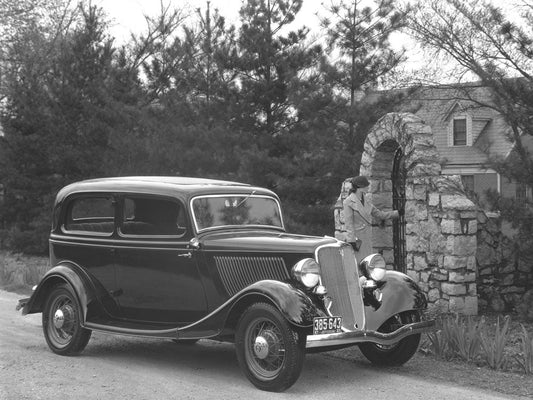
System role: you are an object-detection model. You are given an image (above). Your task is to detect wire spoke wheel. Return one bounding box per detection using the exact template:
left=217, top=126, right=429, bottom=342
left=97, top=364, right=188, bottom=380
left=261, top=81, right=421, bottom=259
left=235, top=303, right=305, bottom=392
left=244, top=318, right=286, bottom=379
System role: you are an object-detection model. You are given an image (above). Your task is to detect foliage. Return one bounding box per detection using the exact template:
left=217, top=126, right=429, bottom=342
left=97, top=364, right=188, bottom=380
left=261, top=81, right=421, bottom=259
left=0, top=0, right=408, bottom=254
left=427, top=314, right=483, bottom=361
left=480, top=316, right=511, bottom=370
left=0, top=4, right=123, bottom=253
left=319, top=0, right=410, bottom=171
left=515, top=324, right=533, bottom=374
left=234, top=0, right=322, bottom=136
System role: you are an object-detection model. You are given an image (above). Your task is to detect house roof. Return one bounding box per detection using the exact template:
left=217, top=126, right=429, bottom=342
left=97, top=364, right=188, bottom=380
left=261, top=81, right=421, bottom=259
left=388, top=84, right=515, bottom=166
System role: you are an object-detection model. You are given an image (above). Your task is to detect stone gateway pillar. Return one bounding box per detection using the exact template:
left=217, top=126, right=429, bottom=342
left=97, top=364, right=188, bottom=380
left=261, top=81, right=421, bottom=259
left=335, top=113, right=478, bottom=315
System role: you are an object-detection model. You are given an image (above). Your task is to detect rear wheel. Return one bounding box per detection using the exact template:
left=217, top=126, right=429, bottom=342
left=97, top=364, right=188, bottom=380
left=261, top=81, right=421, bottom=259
left=235, top=303, right=306, bottom=392
left=42, top=283, right=91, bottom=355
left=359, top=311, right=421, bottom=366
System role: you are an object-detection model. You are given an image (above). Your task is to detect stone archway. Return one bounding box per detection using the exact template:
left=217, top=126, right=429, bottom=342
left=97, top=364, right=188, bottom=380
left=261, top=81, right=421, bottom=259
left=334, top=113, right=479, bottom=315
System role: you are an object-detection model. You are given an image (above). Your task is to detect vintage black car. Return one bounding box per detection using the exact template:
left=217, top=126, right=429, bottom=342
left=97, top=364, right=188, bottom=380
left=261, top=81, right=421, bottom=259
left=18, top=177, right=434, bottom=392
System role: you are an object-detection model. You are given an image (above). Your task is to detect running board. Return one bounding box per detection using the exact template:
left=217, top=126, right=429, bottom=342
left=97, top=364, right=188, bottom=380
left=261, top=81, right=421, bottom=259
left=84, top=321, right=179, bottom=339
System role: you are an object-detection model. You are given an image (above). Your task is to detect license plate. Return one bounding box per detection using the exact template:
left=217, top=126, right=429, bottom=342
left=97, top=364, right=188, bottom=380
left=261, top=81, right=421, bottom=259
left=313, top=316, right=342, bottom=335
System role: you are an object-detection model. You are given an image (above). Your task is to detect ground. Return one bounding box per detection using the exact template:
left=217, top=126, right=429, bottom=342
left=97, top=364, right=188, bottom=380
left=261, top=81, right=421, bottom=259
left=1, top=290, right=532, bottom=399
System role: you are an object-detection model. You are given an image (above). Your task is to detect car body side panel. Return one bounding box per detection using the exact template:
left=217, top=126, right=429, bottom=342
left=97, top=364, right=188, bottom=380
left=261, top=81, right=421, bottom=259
left=364, top=270, right=428, bottom=331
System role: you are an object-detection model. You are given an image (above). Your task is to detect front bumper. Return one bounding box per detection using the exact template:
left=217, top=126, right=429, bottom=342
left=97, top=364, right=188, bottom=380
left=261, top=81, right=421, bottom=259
left=306, top=320, right=435, bottom=349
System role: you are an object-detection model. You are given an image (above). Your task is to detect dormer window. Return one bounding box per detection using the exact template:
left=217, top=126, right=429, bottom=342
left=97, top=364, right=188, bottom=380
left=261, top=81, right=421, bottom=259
left=448, top=115, right=472, bottom=147
left=453, top=118, right=467, bottom=146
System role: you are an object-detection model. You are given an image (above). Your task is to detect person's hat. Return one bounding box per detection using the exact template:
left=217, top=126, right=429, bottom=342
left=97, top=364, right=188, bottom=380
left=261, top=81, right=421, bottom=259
left=351, top=176, right=370, bottom=188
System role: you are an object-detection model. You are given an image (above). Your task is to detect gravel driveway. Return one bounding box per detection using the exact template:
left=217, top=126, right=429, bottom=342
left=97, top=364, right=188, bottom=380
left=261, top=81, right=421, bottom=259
left=0, top=290, right=528, bottom=400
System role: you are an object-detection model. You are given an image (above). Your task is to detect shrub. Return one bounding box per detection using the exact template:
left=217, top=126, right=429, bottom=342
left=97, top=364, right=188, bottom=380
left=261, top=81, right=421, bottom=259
left=480, top=316, right=511, bottom=370
left=427, top=314, right=483, bottom=362
left=6, top=225, right=49, bottom=255
left=515, top=324, right=533, bottom=374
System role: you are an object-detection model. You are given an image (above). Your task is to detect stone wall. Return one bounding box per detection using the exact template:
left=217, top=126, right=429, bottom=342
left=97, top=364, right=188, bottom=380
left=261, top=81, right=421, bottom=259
left=477, top=212, right=533, bottom=312
left=408, top=178, right=478, bottom=315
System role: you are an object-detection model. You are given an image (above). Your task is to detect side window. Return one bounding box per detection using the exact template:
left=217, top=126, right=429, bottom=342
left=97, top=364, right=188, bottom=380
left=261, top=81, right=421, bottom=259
left=120, top=197, right=186, bottom=237
left=64, top=196, right=114, bottom=234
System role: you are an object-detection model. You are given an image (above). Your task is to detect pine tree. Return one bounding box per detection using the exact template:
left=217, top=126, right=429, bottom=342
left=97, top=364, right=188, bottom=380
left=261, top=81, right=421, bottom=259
left=320, top=0, right=409, bottom=164
left=234, top=0, right=322, bottom=136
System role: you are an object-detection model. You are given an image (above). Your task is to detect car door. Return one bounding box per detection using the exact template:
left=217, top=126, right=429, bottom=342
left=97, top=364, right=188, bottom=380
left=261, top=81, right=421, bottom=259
left=114, top=195, right=208, bottom=325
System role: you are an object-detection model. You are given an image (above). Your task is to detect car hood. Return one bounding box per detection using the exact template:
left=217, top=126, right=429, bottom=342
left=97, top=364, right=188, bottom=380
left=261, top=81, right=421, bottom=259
left=198, top=230, right=339, bottom=254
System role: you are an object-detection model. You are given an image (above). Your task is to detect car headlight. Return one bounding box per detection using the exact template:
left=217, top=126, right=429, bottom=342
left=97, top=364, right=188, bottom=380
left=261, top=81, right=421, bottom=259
left=359, top=254, right=387, bottom=282
left=292, top=258, right=321, bottom=288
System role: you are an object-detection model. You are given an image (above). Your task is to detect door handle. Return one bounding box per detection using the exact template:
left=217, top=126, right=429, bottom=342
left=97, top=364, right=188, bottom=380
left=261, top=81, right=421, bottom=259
left=178, top=252, right=192, bottom=259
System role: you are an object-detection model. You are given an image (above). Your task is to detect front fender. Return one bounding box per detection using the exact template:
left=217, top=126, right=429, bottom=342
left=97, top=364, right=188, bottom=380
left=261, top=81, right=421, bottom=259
left=21, top=263, right=99, bottom=321
left=364, top=271, right=428, bottom=331
left=234, top=280, right=325, bottom=327
left=178, top=280, right=324, bottom=339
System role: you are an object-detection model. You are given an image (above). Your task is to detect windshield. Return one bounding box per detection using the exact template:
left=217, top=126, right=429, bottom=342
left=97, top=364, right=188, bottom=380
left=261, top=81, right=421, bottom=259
left=191, top=194, right=284, bottom=232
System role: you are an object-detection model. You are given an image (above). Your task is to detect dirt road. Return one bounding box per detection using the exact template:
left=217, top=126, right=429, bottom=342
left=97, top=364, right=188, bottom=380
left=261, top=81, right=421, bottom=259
left=0, top=290, right=527, bottom=400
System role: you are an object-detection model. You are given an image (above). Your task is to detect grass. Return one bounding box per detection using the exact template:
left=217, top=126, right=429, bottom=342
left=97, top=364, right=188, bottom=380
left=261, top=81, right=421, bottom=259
left=0, top=251, right=49, bottom=294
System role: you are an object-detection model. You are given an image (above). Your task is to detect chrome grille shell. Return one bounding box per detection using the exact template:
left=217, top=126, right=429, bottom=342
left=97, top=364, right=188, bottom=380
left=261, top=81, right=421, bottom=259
left=214, top=256, right=289, bottom=296
left=316, top=243, right=365, bottom=331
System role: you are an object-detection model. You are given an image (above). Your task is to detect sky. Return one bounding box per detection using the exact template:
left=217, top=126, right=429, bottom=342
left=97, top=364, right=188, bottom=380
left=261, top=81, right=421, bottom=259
left=94, top=0, right=424, bottom=70
left=94, top=0, right=525, bottom=77
left=95, top=0, right=322, bottom=43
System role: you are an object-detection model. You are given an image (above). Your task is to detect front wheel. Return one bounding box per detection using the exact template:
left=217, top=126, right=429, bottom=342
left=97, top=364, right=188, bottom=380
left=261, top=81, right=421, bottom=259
left=235, top=303, right=306, bottom=392
left=359, top=311, right=421, bottom=366
left=42, top=283, right=91, bottom=355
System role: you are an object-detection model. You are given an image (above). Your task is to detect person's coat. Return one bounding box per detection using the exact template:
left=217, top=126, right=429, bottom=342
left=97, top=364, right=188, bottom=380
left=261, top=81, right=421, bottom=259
left=342, top=192, right=399, bottom=260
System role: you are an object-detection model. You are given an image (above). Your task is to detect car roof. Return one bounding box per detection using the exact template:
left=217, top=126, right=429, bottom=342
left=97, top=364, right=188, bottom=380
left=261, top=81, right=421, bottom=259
left=55, top=176, right=278, bottom=205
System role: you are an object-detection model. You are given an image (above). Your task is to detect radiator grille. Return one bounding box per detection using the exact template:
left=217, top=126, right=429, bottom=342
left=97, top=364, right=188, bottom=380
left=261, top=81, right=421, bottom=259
left=317, top=244, right=365, bottom=330
left=214, top=256, right=289, bottom=296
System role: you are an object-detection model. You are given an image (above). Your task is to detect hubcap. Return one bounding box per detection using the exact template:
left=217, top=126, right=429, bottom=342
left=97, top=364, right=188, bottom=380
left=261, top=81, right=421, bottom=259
left=47, top=295, right=77, bottom=348
left=253, top=336, right=269, bottom=359
left=53, top=309, right=65, bottom=329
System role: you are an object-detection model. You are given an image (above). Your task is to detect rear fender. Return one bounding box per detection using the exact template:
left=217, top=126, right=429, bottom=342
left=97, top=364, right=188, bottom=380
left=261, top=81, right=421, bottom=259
left=364, top=270, right=428, bottom=331
left=21, top=263, right=101, bottom=321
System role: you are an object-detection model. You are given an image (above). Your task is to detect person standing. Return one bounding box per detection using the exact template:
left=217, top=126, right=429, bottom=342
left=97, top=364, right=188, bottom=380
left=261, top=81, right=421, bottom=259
left=343, top=176, right=400, bottom=259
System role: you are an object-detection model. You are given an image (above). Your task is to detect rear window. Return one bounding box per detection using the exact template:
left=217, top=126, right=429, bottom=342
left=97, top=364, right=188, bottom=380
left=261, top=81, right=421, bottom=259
left=64, top=196, right=114, bottom=234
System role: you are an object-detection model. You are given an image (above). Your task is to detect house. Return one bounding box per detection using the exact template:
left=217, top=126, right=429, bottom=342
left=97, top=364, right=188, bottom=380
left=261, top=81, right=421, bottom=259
left=399, top=83, right=533, bottom=205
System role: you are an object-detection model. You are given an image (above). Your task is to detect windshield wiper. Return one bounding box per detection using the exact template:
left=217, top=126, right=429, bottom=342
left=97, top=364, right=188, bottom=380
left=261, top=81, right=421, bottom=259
left=235, top=190, right=256, bottom=208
